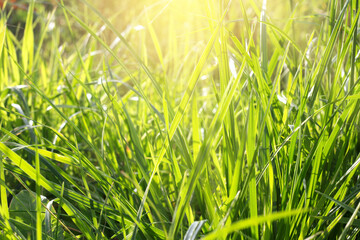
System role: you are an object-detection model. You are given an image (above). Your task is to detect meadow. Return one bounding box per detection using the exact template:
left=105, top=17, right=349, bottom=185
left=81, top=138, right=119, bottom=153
left=0, top=0, right=360, bottom=239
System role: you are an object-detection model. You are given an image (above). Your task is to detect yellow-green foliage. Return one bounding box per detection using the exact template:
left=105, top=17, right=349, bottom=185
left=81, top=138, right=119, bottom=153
left=0, top=0, right=359, bottom=239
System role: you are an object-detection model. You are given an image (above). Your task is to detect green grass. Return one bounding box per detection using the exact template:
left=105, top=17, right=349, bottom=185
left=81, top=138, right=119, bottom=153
left=0, top=0, right=360, bottom=239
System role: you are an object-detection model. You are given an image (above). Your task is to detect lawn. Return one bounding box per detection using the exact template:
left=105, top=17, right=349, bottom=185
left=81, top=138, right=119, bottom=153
left=0, top=0, right=360, bottom=239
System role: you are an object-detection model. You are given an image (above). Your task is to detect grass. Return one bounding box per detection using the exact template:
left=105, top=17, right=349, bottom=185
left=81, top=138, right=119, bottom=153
left=0, top=0, right=360, bottom=239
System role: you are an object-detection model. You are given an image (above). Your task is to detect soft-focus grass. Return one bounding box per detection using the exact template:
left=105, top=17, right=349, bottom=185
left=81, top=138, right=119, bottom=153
left=0, top=0, right=360, bottom=239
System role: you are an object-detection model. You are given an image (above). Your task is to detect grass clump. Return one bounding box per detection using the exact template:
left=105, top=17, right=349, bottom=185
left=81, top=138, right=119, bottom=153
left=0, top=0, right=360, bottom=239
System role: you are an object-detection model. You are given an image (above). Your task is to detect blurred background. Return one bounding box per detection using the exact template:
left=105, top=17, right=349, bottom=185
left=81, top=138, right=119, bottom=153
left=1, top=0, right=328, bottom=58
left=0, top=0, right=332, bottom=109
